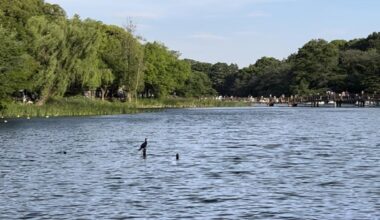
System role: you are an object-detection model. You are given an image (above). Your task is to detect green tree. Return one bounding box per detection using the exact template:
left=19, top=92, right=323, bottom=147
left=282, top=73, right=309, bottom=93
left=26, top=16, right=69, bottom=104
left=208, top=62, right=239, bottom=95
left=290, top=39, right=340, bottom=95
left=144, top=42, right=191, bottom=98
left=102, top=25, right=144, bottom=101
left=177, top=71, right=216, bottom=97
left=66, top=17, right=114, bottom=98
left=340, top=49, right=380, bottom=93
left=239, top=57, right=291, bottom=97
left=0, top=26, right=35, bottom=109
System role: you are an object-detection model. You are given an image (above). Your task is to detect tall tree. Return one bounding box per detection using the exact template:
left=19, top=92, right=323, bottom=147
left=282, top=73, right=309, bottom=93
left=144, top=42, right=191, bottom=98
left=26, top=16, right=69, bottom=105
left=208, top=62, right=239, bottom=95
left=67, top=17, right=114, bottom=97
left=102, top=25, right=144, bottom=101
left=290, top=39, right=340, bottom=95
left=0, top=26, right=36, bottom=109
left=340, top=49, right=380, bottom=93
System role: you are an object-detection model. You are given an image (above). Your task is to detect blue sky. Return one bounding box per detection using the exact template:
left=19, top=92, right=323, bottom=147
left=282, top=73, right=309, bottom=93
left=45, top=0, right=380, bottom=67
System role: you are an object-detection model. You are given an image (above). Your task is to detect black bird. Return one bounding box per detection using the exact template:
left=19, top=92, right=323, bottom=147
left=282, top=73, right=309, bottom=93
left=138, top=138, right=148, bottom=151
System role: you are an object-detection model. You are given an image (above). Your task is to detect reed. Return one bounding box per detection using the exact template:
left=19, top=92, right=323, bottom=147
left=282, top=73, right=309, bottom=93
left=136, top=98, right=251, bottom=108
left=1, top=97, right=250, bottom=118
left=1, top=97, right=138, bottom=118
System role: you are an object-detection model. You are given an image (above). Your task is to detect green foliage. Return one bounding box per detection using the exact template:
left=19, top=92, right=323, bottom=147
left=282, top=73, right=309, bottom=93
left=144, top=42, right=191, bottom=98
left=0, top=0, right=64, bottom=40
left=187, top=60, right=240, bottom=96
left=208, top=62, right=239, bottom=95
left=26, top=15, right=69, bottom=103
left=340, top=49, right=380, bottom=93
left=1, top=0, right=380, bottom=114
left=290, top=39, right=340, bottom=95
left=102, top=24, right=144, bottom=100
left=178, top=71, right=216, bottom=97
left=0, top=26, right=35, bottom=106
left=2, top=96, right=140, bottom=117
left=67, top=18, right=114, bottom=91
left=249, top=58, right=292, bottom=96
left=348, top=32, right=380, bottom=52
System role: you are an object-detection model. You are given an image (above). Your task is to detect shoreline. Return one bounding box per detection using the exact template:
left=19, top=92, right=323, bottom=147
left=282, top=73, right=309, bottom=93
left=0, top=97, right=251, bottom=119
left=2, top=97, right=379, bottom=120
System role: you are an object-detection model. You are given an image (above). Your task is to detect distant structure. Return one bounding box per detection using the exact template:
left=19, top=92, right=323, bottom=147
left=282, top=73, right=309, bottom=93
left=232, top=91, right=380, bottom=107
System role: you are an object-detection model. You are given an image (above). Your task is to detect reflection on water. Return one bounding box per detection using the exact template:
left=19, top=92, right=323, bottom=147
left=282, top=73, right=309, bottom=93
left=0, top=108, right=379, bottom=219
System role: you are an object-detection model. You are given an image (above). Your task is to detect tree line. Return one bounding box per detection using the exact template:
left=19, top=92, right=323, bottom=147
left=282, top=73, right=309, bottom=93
left=187, top=35, right=380, bottom=98
left=1, top=0, right=380, bottom=110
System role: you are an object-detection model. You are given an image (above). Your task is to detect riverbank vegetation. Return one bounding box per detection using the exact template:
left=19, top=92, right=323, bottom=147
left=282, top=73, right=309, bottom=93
left=1, top=96, right=250, bottom=118
left=1, top=0, right=380, bottom=116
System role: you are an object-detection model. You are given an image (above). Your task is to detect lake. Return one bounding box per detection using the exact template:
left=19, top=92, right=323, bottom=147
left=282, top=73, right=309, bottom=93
left=0, top=107, right=379, bottom=219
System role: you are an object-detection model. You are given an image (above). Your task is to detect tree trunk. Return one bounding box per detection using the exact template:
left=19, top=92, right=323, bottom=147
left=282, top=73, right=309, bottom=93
left=36, top=94, right=49, bottom=106
left=134, top=51, right=144, bottom=105
left=36, top=88, right=51, bottom=106
left=127, top=92, right=133, bottom=102
left=100, top=87, right=106, bottom=101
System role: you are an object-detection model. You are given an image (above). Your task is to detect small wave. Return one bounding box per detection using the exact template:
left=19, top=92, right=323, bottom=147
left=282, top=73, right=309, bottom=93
left=20, top=212, right=45, bottom=219
left=229, top=170, right=252, bottom=175
left=263, top=144, right=282, bottom=149
left=318, top=181, right=344, bottom=187
left=199, top=198, right=221, bottom=204
left=315, top=153, right=331, bottom=157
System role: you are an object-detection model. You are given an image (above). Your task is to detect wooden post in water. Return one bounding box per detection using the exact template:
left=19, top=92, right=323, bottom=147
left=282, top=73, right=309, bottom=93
left=336, top=100, right=342, bottom=107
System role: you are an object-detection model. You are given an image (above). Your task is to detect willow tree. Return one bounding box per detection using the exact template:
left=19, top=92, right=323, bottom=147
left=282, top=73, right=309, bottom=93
left=67, top=17, right=114, bottom=99
left=0, top=0, right=45, bottom=40
left=26, top=16, right=70, bottom=105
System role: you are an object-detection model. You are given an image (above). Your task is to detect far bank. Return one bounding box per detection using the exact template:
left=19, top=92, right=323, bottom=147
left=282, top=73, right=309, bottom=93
left=0, top=97, right=251, bottom=119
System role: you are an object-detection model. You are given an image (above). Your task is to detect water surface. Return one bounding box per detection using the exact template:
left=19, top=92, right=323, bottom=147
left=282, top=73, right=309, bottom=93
left=1, top=108, right=379, bottom=219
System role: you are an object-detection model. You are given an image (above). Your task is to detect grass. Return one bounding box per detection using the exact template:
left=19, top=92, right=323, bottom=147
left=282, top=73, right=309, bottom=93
left=137, top=97, right=251, bottom=108
left=1, top=97, right=138, bottom=118
left=0, top=96, right=251, bottom=118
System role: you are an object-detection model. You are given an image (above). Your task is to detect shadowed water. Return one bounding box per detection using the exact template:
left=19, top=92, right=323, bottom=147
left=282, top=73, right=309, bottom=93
left=0, top=108, right=379, bottom=219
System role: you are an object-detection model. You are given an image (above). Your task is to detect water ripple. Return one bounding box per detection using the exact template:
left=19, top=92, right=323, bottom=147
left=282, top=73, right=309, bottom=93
left=0, top=108, right=379, bottom=219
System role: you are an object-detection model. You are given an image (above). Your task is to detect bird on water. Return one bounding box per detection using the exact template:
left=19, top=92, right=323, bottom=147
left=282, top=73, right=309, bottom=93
left=138, top=138, right=148, bottom=158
